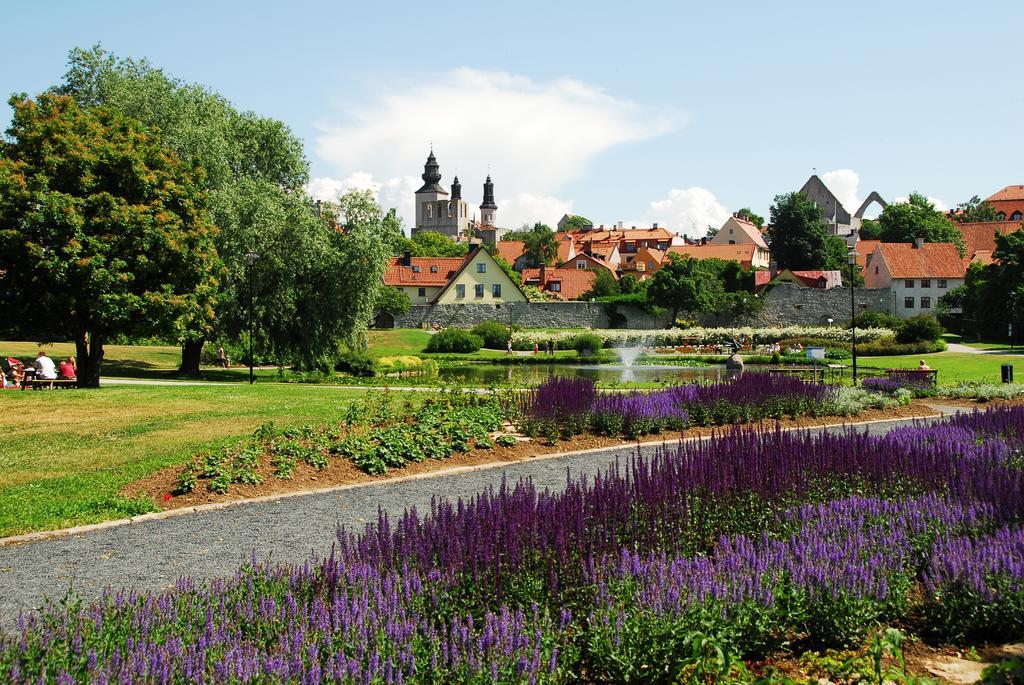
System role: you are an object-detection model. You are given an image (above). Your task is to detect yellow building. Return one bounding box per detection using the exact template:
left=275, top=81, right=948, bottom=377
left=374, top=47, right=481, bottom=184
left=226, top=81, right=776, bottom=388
left=383, top=247, right=527, bottom=304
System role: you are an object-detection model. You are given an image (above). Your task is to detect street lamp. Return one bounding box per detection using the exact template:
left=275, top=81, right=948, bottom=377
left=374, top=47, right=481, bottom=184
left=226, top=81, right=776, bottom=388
left=848, top=251, right=859, bottom=384
left=244, top=252, right=259, bottom=385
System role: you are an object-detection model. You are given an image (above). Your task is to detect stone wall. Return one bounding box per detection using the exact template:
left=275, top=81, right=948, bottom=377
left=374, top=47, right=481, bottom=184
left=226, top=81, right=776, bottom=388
left=391, top=301, right=672, bottom=329
left=386, top=284, right=891, bottom=330
left=740, top=284, right=892, bottom=327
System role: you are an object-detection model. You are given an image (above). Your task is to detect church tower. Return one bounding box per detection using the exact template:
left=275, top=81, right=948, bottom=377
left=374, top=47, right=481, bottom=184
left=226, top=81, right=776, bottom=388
left=479, top=175, right=498, bottom=226
left=412, top=150, right=470, bottom=239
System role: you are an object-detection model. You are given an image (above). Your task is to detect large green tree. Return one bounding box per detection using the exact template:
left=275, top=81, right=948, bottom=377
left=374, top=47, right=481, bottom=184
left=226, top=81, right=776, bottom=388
left=877, top=193, right=965, bottom=256
left=0, top=94, right=219, bottom=387
left=766, top=192, right=832, bottom=270
left=942, top=229, right=1024, bottom=339
left=558, top=214, right=593, bottom=231
left=646, top=254, right=724, bottom=325
left=395, top=230, right=467, bottom=257
left=53, top=45, right=343, bottom=372
left=518, top=223, right=559, bottom=267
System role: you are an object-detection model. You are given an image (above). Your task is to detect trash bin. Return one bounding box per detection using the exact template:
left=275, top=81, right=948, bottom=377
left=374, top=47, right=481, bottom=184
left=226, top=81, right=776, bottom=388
left=1002, top=364, right=1014, bottom=384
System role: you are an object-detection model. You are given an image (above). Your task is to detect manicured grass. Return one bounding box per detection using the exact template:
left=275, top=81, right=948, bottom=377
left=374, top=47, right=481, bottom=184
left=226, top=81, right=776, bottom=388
left=0, top=384, right=367, bottom=537
left=859, top=351, right=1022, bottom=385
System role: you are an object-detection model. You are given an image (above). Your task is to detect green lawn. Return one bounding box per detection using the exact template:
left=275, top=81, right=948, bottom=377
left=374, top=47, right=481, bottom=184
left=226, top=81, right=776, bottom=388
left=0, top=384, right=366, bottom=537
left=858, top=351, right=1021, bottom=385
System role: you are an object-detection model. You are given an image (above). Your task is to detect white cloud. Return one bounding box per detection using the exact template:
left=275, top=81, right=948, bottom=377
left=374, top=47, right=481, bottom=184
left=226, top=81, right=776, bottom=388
left=820, top=169, right=863, bottom=216
left=307, top=173, right=420, bottom=232
left=499, top=193, right=574, bottom=229
left=313, top=68, right=682, bottom=227
left=643, top=187, right=732, bottom=238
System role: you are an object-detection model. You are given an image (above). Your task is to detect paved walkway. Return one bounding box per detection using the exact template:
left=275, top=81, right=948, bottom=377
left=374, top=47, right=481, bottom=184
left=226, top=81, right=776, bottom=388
left=0, top=415, right=950, bottom=625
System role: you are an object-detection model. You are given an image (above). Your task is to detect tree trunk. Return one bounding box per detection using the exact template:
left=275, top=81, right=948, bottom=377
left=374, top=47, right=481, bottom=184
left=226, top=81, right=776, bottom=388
left=76, top=333, right=104, bottom=388
left=178, top=336, right=205, bottom=375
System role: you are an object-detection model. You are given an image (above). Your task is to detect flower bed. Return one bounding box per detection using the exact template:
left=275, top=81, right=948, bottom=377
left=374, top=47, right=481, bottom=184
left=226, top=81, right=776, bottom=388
left=4, top=407, right=1023, bottom=682
left=518, top=376, right=871, bottom=439
left=511, top=325, right=895, bottom=350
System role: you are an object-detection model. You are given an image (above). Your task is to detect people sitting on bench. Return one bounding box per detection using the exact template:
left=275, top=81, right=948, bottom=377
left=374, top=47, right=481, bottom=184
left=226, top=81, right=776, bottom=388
left=59, top=356, right=77, bottom=381
left=33, top=351, right=57, bottom=387
left=918, top=359, right=931, bottom=371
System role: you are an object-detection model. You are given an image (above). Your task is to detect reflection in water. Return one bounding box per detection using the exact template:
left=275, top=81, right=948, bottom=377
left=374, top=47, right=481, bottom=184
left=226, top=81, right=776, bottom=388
left=438, top=363, right=753, bottom=385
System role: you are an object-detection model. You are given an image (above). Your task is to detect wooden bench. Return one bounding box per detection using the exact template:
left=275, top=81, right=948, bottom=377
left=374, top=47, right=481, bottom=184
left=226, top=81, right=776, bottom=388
left=885, top=368, right=938, bottom=388
left=28, top=378, right=77, bottom=390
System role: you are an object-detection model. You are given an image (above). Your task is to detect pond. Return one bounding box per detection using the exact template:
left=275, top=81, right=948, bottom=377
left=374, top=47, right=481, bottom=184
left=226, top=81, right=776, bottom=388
left=437, top=363, right=749, bottom=385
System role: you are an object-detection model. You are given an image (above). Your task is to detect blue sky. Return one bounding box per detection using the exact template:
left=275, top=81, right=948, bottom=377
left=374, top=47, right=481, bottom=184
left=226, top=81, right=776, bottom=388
left=4, top=1, right=1022, bottom=235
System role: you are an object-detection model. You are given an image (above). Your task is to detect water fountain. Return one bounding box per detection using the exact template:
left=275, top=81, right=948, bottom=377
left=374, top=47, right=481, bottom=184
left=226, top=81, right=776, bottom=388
left=615, top=344, right=644, bottom=368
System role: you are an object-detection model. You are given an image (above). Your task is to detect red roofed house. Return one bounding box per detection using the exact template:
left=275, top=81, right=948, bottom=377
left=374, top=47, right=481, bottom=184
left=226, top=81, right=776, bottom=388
left=955, top=220, right=1024, bottom=265
left=863, top=240, right=966, bottom=318
left=384, top=254, right=466, bottom=304
left=521, top=266, right=596, bottom=300
left=558, top=252, right=618, bottom=279
left=986, top=185, right=1024, bottom=222
left=618, top=246, right=666, bottom=279
left=754, top=269, right=843, bottom=293
left=708, top=215, right=771, bottom=268
left=494, top=240, right=528, bottom=270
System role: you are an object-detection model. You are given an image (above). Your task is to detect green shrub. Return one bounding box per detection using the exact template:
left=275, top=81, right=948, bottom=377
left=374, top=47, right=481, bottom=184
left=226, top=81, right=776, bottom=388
left=334, top=351, right=376, bottom=377
left=471, top=320, right=515, bottom=349
left=573, top=333, right=605, bottom=357
left=425, top=328, right=484, bottom=353
left=853, top=311, right=904, bottom=331
left=896, top=314, right=944, bottom=344
left=858, top=336, right=946, bottom=356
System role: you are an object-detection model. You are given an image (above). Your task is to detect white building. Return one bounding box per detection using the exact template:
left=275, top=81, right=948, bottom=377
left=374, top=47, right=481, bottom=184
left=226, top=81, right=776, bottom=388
left=863, top=239, right=966, bottom=318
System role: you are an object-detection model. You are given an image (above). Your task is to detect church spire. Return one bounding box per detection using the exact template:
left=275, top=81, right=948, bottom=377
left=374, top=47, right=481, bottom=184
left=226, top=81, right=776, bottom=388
left=480, top=175, right=497, bottom=210
left=415, top=148, right=447, bottom=194
left=451, top=175, right=462, bottom=200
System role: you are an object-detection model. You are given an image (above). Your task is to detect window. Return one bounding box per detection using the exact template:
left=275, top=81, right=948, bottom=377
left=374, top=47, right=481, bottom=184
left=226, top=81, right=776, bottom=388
left=1013, top=211, right=1023, bottom=221
left=921, top=279, right=931, bottom=288
left=417, top=287, right=426, bottom=297
left=938, top=279, right=947, bottom=289
left=430, top=265, right=438, bottom=273
left=455, top=284, right=465, bottom=298
left=904, top=297, right=915, bottom=309
left=492, top=284, right=501, bottom=297
left=576, top=260, right=587, bottom=270
left=412, top=265, right=421, bottom=273
left=476, top=263, right=486, bottom=273
left=921, top=296, right=931, bottom=309
left=728, top=240, right=736, bottom=244
left=474, top=284, right=484, bottom=298
left=550, top=282, right=561, bottom=292
left=625, top=242, right=636, bottom=252
left=997, top=211, right=1006, bottom=220
left=647, top=261, right=655, bottom=269
left=658, top=242, right=668, bottom=250
left=875, top=266, right=879, bottom=275
left=904, top=280, right=914, bottom=288
left=728, top=228, right=734, bottom=234
left=425, top=204, right=433, bottom=218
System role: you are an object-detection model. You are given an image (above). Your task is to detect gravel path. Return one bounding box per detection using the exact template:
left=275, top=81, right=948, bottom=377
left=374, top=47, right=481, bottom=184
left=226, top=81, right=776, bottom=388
left=0, top=416, right=946, bottom=625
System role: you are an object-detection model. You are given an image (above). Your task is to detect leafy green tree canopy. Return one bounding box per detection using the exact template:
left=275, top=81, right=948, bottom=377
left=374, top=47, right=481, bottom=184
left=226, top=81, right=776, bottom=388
left=953, top=195, right=1000, bottom=224
left=942, top=229, right=1024, bottom=339
left=517, top=223, right=559, bottom=267
left=766, top=192, right=832, bottom=270
left=579, top=268, right=619, bottom=300
left=877, top=193, right=965, bottom=257
left=646, top=254, right=725, bottom=325
left=735, top=208, right=764, bottom=229
left=858, top=218, right=882, bottom=240
left=558, top=214, right=593, bottom=231
left=0, top=94, right=220, bottom=387
left=395, top=230, right=467, bottom=257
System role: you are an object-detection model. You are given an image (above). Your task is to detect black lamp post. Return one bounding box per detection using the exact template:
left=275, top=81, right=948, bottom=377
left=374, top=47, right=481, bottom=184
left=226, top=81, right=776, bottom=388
left=245, top=252, right=258, bottom=384
left=848, top=251, right=859, bottom=384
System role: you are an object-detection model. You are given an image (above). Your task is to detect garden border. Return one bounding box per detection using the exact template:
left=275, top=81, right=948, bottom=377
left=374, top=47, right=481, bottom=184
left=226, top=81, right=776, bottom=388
left=0, top=409, right=951, bottom=549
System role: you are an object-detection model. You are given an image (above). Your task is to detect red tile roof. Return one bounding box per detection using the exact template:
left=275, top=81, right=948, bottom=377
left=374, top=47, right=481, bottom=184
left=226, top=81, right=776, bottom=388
left=666, top=243, right=758, bottom=267
left=956, top=221, right=1024, bottom=258
left=874, top=243, right=966, bottom=279
left=986, top=185, right=1024, bottom=203
left=521, top=268, right=596, bottom=300
left=494, top=240, right=526, bottom=265
left=855, top=240, right=881, bottom=269
left=383, top=257, right=465, bottom=287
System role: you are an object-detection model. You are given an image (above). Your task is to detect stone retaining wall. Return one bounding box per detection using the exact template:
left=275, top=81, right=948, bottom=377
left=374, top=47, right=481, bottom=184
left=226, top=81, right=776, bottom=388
left=386, top=284, right=893, bottom=330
